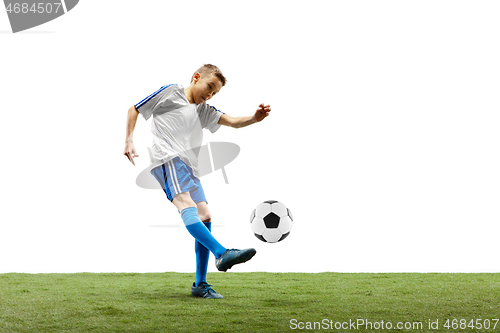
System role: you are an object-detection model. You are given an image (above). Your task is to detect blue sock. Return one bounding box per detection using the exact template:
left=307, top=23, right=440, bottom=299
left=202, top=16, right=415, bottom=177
left=195, top=222, right=211, bottom=287
left=181, top=207, right=226, bottom=260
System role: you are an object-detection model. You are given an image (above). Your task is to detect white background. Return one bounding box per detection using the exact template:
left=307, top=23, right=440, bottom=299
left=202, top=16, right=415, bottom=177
left=1, top=1, right=499, bottom=273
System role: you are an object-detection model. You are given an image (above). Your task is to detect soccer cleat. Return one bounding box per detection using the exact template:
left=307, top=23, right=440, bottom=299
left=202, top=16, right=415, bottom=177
left=215, top=248, right=256, bottom=272
left=191, top=282, right=223, bottom=299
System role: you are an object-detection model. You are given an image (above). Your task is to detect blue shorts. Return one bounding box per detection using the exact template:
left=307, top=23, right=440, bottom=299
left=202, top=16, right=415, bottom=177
left=150, top=157, right=207, bottom=204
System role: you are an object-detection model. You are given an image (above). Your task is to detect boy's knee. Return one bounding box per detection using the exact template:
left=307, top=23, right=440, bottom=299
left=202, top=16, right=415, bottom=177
left=173, top=192, right=196, bottom=211
left=196, top=202, right=211, bottom=222
left=199, top=213, right=211, bottom=222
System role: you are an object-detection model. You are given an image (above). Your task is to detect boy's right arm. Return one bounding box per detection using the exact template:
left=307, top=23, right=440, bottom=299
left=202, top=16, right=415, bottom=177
left=124, top=105, right=140, bottom=165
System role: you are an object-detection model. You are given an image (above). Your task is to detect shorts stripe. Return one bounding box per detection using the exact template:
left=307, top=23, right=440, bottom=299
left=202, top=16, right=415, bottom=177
left=168, top=160, right=181, bottom=195
left=161, top=164, right=173, bottom=201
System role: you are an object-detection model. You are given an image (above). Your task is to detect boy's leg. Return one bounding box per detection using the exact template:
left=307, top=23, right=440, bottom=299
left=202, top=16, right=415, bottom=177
left=173, top=192, right=226, bottom=259
left=188, top=200, right=222, bottom=299
left=152, top=159, right=256, bottom=277
left=175, top=193, right=256, bottom=273
left=194, top=201, right=211, bottom=287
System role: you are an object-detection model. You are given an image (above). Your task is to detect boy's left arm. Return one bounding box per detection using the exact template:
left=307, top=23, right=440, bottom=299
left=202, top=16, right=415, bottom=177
left=218, top=103, right=271, bottom=128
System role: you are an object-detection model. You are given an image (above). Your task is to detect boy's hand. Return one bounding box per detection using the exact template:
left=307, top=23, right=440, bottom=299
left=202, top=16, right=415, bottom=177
left=124, top=142, right=139, bottom=166
left=254, top=103, right=271, bottom=122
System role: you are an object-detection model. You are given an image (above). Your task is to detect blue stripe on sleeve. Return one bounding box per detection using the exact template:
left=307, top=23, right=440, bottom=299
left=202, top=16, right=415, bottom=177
left=135, top=84, right=177, bottom=110
left=207, top=104, right=225, bottom=114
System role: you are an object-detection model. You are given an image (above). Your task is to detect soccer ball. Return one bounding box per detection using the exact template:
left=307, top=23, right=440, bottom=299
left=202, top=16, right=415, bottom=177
left=250, top=200, right=293, bottom=243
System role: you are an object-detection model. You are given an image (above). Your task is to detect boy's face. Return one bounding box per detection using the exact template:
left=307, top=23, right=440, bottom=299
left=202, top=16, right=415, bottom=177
left=192, top=73, right=223, bottom=104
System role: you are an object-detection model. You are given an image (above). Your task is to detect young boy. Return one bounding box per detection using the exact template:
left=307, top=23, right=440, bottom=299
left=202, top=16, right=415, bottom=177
left=123, top=64, right=271, bottom=299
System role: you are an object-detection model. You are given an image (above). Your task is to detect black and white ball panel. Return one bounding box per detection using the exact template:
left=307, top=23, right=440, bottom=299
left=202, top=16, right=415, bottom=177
left=250, top=200, right=293, bottom=243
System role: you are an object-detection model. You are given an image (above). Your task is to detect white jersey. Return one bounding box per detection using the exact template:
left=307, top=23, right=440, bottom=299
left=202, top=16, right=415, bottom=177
left=135, top=84, right=223, bottom=177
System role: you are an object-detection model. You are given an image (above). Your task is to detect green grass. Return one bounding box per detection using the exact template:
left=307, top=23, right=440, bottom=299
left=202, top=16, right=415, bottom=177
left=1, top=273, right=499, bottom=332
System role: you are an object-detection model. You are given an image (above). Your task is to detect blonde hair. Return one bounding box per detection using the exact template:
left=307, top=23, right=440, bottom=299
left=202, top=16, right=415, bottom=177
left=191, top=64, right=227, bottom=86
